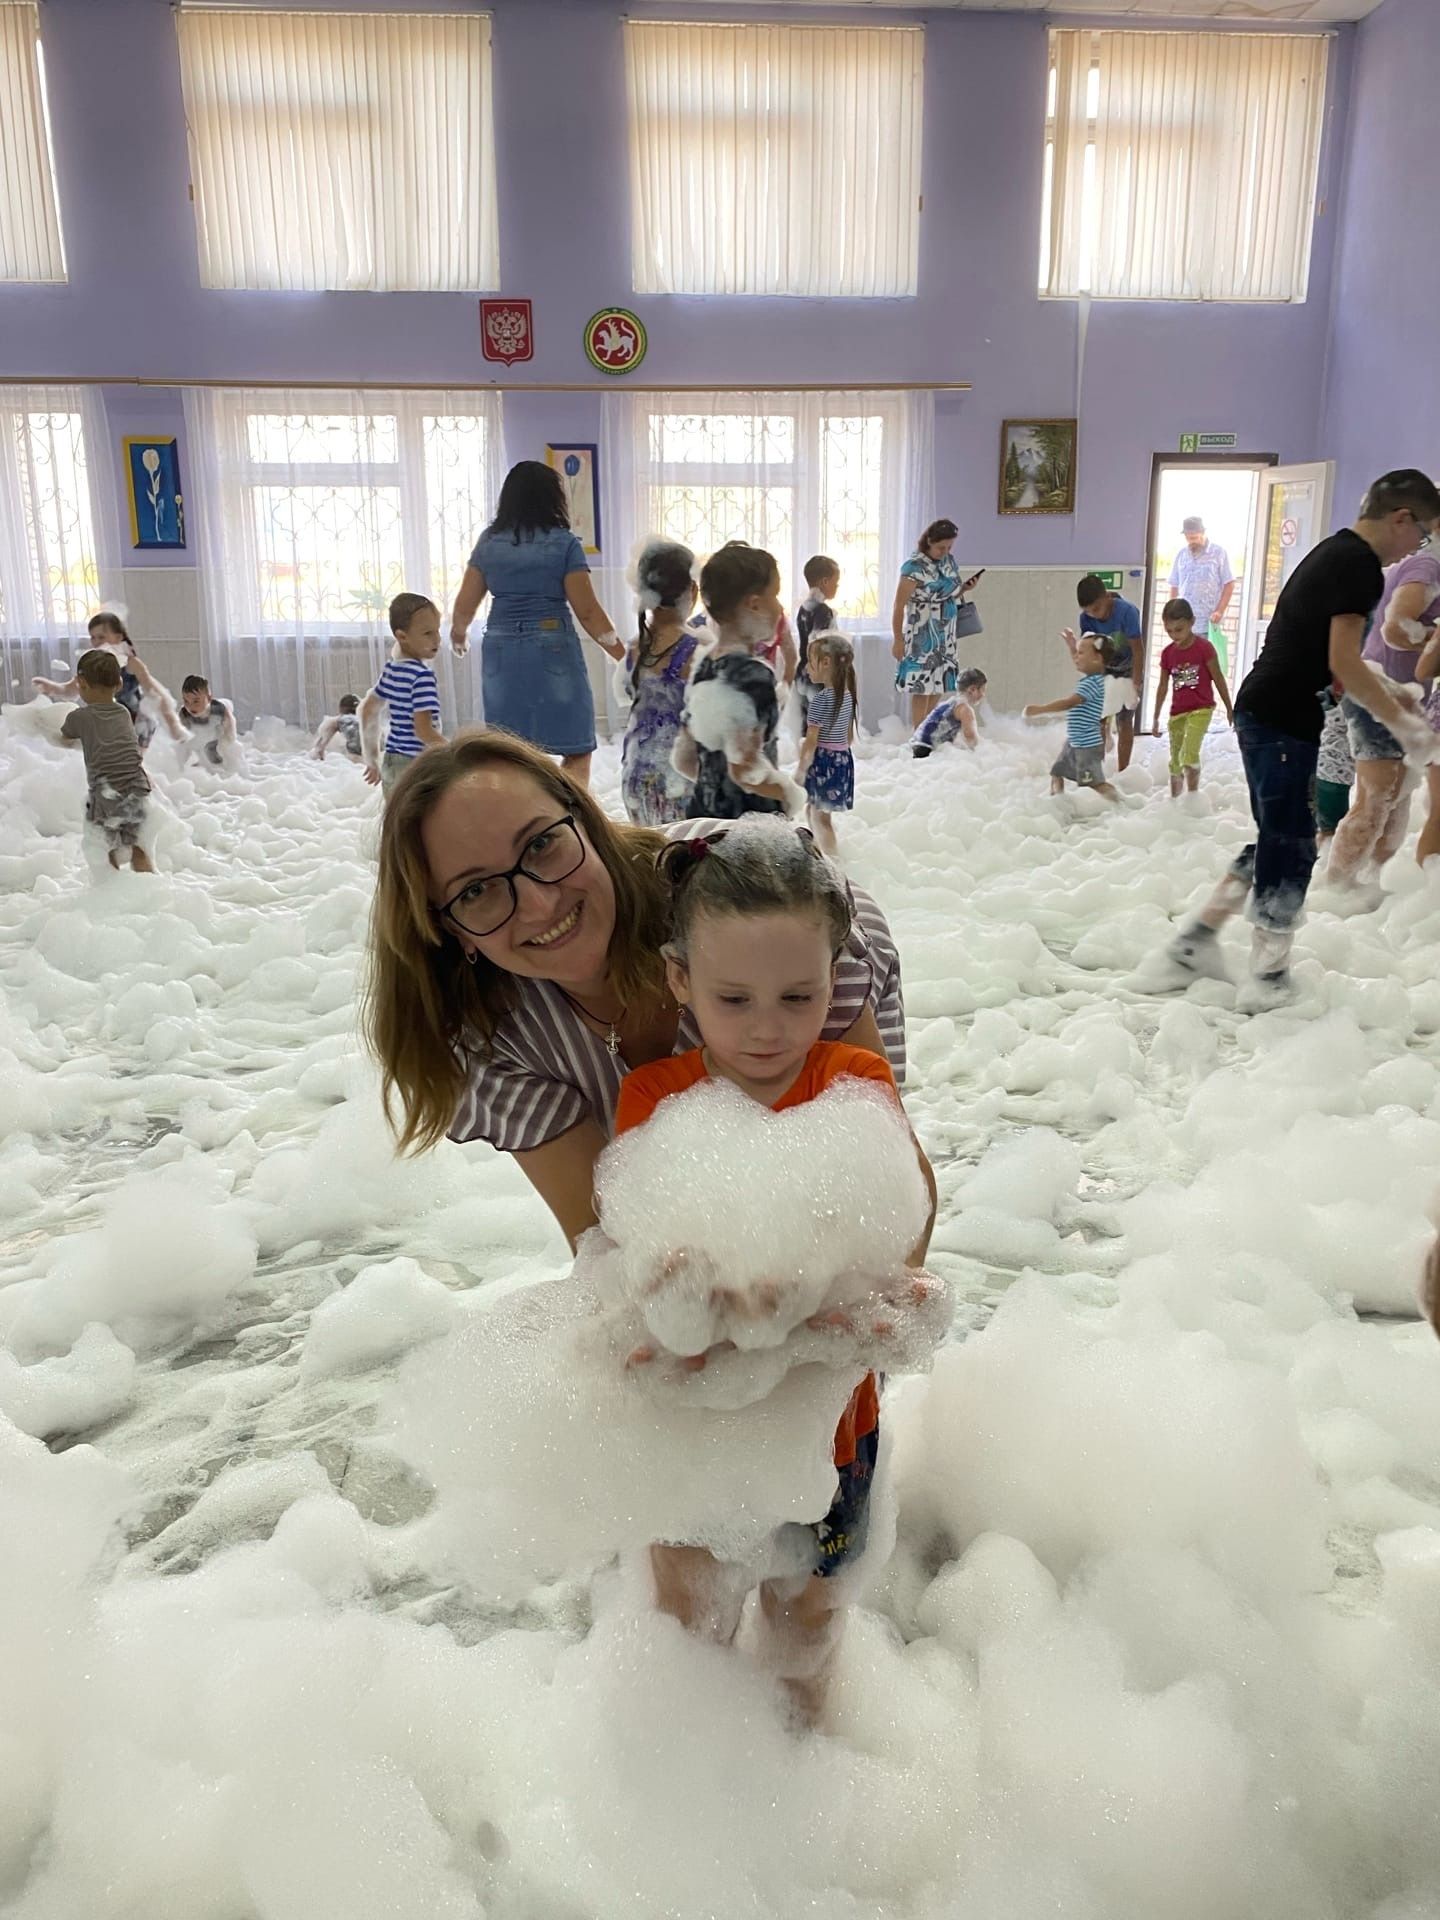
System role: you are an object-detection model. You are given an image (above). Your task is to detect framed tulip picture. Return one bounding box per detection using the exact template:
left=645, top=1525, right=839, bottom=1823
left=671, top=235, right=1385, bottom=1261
left=124, top=436, right=186, bottom=549
left=546, top=443, right=601, bottom=556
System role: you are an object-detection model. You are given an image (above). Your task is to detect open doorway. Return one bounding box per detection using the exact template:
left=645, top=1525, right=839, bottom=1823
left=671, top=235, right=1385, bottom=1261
left=1140, top=453, right=1276, bottom=729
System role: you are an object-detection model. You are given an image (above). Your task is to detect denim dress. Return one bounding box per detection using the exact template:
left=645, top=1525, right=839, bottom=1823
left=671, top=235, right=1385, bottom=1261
left=470, top=524, right=596, bottom=755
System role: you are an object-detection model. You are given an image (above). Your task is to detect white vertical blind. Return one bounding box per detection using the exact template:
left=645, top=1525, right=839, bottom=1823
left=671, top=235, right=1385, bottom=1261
left=0, top=2, right=66, bottom=283
left=625, top=22, right=923, bottom=297
left=1044, top=29, right=1328, bottom=303
left=176, top=7, right=498, bottom=292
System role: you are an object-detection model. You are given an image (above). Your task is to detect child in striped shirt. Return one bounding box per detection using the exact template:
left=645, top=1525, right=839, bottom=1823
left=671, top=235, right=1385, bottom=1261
left=361, top=594, right=445, bottom=796
left=909, top=667, right=987, bottom=757
left=1024, top=632, right=1119, bottom=802
left=796, top=631, right=858, bottom=856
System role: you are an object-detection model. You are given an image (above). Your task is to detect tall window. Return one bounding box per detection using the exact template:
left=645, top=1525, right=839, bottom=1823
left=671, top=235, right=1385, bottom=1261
left=189, top=390, right=504, bottom=639
left=611, top=391, right=932, bottom=626
left=1041, top=29, right=1328, bottom=303
left=0, top=1, right=66, bottom=282
left=625, top=22, right=923, bottom=297
left=0, top=389, right=103, bottom=648
left=176, top=8, right=498, bottom=292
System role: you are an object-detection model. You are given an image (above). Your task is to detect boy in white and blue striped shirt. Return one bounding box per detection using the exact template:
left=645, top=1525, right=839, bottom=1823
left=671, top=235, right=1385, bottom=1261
left=361, top=593, right=445, bottom=796
left=1024, top=632, right=1119, bottom=802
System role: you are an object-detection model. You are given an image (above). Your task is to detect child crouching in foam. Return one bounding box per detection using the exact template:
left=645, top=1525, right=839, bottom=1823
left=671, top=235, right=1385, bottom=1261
left=910, top=668, right=988, bottom=757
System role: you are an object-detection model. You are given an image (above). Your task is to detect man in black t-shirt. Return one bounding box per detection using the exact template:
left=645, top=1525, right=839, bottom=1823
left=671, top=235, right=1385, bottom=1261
left=1155, top=469, right=1440, bottom=1009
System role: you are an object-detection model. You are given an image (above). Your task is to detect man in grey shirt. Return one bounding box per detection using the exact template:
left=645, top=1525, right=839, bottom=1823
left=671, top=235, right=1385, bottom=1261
left=58, top=647, right=154, bottom=872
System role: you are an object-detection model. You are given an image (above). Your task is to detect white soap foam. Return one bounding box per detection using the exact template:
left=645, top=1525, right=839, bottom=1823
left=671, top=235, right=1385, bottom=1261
left=0, top=716, right=1439, bottom=1917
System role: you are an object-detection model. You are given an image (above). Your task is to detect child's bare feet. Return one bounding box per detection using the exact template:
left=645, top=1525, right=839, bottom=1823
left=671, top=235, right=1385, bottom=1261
left=131, top=846, right=154, bottom=873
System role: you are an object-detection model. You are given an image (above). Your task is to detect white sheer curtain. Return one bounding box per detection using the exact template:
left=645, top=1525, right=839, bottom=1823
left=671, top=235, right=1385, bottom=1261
left=0, top=1, right=65, bottom=282
left=599, top=387, right=935, bottom=637
left=184, top=387, right=506, bottom=728
left=1044, top=28, right=1328, bottom=302
left=0, top=386, right=119, bottom=700
left=176, top=7, right=497, bottom=292
left=625, top=21, right=923, bottom=296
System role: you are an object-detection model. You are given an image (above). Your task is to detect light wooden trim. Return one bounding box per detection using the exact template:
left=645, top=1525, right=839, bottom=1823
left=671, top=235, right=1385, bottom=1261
left=0, top=376, right=972, bottom=394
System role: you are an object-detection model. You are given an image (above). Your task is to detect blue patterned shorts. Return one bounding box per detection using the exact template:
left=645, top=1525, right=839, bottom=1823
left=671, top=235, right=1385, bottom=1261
left=804, top=745, right=855, bottom=813
left=775, top=1422, right=880, bottom=1580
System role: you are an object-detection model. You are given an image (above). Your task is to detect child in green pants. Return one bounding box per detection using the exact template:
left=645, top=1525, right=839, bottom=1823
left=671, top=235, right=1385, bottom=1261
left=1154, top=598, right=1234, bottom=797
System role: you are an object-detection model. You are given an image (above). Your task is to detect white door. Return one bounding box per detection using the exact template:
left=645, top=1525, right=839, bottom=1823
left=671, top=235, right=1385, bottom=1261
left=1237, top=461, right=1335, bottom=686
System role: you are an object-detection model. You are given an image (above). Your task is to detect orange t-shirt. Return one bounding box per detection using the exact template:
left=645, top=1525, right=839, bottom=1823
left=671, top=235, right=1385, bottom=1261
left=614, top=1040, right=897, bottom=1465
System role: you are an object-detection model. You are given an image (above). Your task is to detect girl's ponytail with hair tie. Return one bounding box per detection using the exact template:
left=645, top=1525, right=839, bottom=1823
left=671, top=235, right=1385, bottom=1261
left=657, top=832, right=716, bottom=889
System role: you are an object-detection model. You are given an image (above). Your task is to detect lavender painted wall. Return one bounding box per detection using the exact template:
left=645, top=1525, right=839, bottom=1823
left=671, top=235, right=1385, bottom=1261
left=1323, top=0, right=1440, bottom=526
left=0, top=0, right=1352, bottom=561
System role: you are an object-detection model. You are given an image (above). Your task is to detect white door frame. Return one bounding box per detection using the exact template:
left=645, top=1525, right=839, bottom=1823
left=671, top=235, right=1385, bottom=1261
left=1139, top=450, right=1277, bottom=729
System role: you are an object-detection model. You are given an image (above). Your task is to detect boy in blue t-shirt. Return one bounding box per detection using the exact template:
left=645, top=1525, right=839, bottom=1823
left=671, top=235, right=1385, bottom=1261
left=361, top=593, right=445, bottom=796
left=1063, top=575, right=1145, bottom=772
left=1024, top=633, right=1119, bottom=802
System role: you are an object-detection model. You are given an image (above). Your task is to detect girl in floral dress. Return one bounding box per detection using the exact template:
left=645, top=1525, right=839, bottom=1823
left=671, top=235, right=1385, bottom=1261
left=797, top=631, right=859, bottom=857
left=620, top=539, right=701, bottom=825
left=891, top=518, right=980, bottom=731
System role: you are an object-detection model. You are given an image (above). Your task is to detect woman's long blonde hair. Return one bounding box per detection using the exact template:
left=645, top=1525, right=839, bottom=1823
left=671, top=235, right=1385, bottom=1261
left=364, top=730, right=667, bottom=1154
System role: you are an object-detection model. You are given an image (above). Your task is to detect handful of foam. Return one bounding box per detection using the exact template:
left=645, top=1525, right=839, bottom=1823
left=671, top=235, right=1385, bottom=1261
left=586, top=1075, right=946, bottom=1407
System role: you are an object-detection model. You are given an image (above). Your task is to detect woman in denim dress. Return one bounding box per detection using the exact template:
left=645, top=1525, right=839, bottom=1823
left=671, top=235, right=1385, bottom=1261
left=451, top=462, right=624, bottom=787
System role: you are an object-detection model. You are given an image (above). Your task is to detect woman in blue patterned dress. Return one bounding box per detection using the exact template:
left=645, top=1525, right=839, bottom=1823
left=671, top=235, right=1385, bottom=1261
left=891, top=518, right=980, bottom=731
left=619, top=538, right=700, bottom=825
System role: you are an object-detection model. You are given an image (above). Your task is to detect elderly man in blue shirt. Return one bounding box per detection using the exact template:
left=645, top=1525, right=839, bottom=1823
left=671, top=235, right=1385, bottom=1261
left=1169, top=517, right=1236, bottom=669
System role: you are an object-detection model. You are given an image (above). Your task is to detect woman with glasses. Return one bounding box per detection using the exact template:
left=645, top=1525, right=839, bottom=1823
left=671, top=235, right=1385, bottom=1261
left=365, top=731, right=905, bottom=1249
left=450, top=462, right=625, bottom=790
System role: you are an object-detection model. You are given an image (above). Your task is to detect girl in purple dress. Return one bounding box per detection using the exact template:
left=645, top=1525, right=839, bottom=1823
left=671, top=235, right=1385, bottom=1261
left=620, top=539, right=701, bottom=826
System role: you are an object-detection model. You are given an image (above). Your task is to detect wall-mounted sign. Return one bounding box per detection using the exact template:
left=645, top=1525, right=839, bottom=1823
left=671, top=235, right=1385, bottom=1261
left=1091, top=569, right=1125, bottom=591
left=584, top=308, right=647, bottom=376
left=480, top=300, right=533, bottom=364
left=1179, top=432, right=1238, bottom=453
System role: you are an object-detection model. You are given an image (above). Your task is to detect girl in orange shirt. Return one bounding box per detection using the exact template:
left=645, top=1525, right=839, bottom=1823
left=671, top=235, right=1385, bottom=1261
left=614, top=820, right=938, bottom=1721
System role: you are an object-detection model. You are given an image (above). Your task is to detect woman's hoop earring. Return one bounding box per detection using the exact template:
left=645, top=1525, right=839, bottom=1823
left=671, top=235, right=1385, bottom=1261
left=463, top=949, right=478, bottom=966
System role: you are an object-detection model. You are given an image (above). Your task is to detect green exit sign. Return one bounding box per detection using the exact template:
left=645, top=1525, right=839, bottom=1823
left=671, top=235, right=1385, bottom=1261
left=1092, top=569, right=1125, bottom=591
left=1179, top=432, right=1239, bottom=453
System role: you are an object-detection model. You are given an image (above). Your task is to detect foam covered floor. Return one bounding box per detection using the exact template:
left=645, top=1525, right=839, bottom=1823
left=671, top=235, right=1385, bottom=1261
left=4, top=709, right=1440, bottom=1920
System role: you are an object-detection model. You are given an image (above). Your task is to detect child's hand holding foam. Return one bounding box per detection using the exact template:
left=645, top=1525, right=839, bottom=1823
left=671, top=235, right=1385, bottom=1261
left=591, top=1076, right=947, bottom=1407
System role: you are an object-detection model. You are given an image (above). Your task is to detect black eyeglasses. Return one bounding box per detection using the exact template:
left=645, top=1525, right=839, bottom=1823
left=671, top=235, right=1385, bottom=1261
left=438, top=815, right=587, bottom=937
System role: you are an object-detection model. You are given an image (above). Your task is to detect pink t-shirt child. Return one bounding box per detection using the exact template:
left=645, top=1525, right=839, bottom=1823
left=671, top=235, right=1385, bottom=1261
left=1161, top=636, right=1220, bottom=716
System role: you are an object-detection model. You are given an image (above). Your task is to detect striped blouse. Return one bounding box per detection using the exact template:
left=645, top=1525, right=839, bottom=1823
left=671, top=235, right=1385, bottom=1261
left=448, top=824, right=906, bottom=1153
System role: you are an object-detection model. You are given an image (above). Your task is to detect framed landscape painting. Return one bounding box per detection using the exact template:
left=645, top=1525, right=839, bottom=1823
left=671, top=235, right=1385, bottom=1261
left=999, top=419, right=1077, bottom=516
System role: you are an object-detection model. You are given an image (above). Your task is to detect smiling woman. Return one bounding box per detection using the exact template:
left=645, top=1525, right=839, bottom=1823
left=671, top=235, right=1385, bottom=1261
left=364, top=731, right=906, bottom=1246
